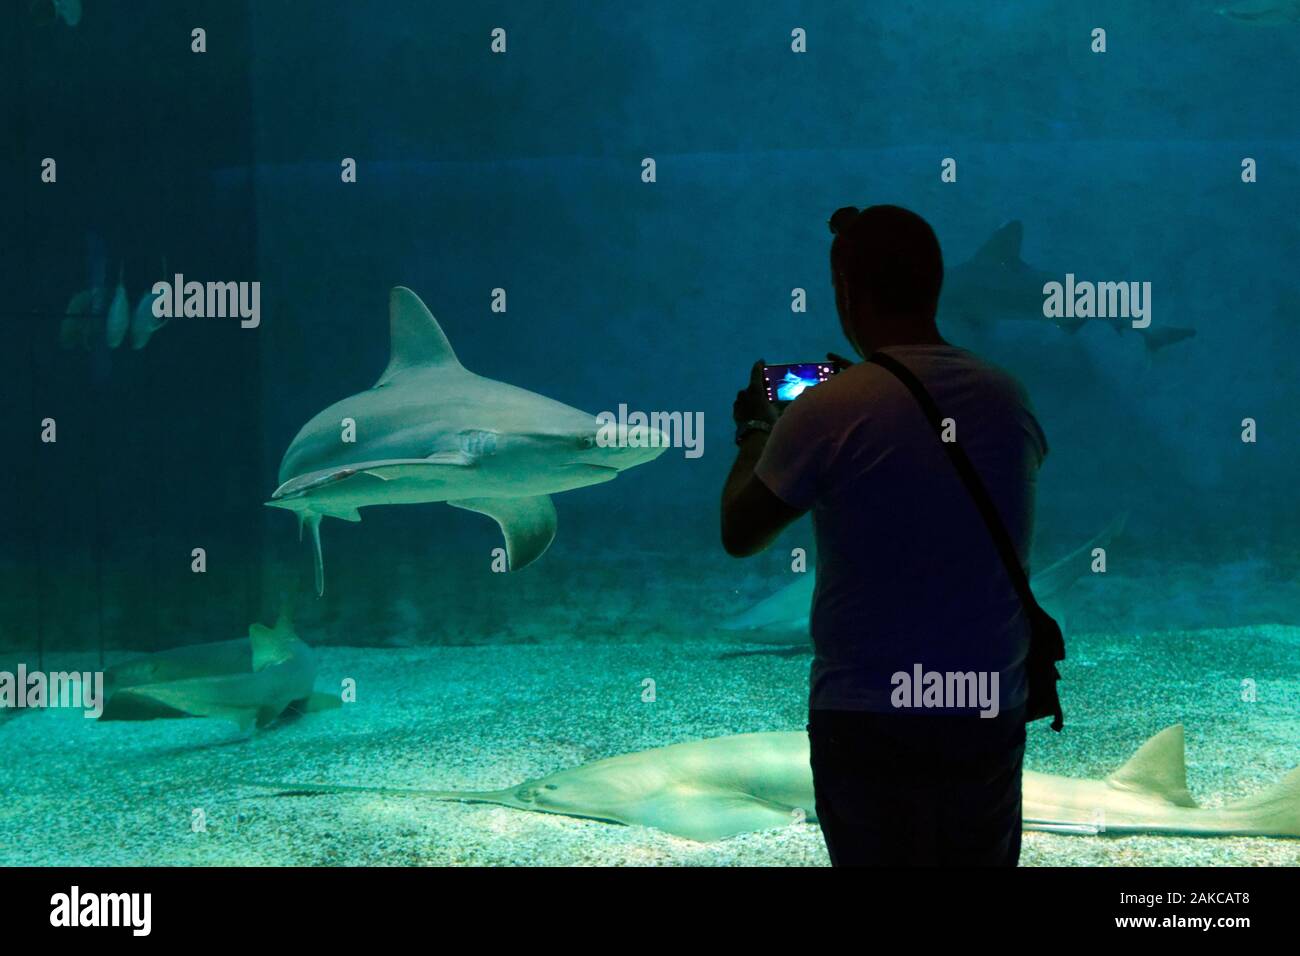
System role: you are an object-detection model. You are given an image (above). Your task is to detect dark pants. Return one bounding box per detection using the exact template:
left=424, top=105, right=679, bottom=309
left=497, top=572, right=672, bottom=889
left=807, top=705, right=1026, bottom=866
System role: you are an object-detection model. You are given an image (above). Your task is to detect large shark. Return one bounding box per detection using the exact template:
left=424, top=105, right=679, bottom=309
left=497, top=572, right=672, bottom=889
left=261, top=725, right=1300, bottom=843
left=268, top=287, right=668, bottom=594
left=99, top=614, right=337, bottom=732
left=721, top=516, right=1127, bottom=635
left=943, top=222, right=1194, bottom=353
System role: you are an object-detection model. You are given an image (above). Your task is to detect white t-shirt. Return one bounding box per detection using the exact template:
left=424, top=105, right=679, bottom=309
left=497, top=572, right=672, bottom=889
left=755, top=344, right=1048, bottom=713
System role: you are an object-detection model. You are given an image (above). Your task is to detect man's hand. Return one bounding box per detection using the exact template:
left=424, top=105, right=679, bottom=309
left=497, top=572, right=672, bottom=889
left=721, top=360, right=806, bottom=558
left=732, top=359, right=779, bottom=427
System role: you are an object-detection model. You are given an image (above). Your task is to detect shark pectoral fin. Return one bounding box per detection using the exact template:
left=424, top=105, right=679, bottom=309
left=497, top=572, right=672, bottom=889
left=1105, top=724, right=1198, bottom=807
left=447, top=495, right=557, bottom=570
left=302, top=691, right=342, bottom=713
left=273, top=457, right=470, bottom=503
left=358, top=455, right=473, bottom=481
left=254, top=706, right=284, bottom=730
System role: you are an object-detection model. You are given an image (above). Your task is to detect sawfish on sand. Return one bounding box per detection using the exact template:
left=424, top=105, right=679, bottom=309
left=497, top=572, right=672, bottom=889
left=260, top=725, right=1300, bottom=842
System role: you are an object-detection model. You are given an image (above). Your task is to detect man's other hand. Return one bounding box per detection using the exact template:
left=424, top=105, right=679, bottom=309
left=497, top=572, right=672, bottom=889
left=733, top=359, right=780, bottom=426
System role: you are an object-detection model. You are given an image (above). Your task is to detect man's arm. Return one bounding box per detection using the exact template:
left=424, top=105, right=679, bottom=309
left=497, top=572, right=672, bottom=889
left=720, top=361, right=807, bottom=557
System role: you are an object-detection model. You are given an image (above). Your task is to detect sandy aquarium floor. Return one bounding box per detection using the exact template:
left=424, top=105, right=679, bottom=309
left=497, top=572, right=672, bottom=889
left=0, top=626, right=1297, bottom=867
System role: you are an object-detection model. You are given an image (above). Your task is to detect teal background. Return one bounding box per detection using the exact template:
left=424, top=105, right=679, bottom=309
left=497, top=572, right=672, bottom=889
left=3, top=1, right=1298, bottom=654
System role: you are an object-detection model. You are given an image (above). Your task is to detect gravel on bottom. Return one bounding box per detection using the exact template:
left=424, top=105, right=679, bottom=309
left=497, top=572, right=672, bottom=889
left=0, top=626, right=1296, bottom=866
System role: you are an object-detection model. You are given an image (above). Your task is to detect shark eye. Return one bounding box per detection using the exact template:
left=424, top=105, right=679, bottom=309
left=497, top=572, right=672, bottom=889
left=579, top=435, right=596, bottom=449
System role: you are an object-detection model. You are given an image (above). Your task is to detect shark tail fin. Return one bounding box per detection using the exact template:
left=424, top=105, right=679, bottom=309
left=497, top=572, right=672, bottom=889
left=1105, top=725, right=1198, bottom=807
left=1222, top=766, right=1300, bottom=838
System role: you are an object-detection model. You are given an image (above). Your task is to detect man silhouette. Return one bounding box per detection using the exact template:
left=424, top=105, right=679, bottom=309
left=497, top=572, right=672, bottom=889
left=720, top=205, right=1048, bottom=866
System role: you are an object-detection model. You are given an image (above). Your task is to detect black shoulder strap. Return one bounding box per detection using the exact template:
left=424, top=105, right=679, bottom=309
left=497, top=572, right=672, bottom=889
left=866, top=351, right=1040, bottom=614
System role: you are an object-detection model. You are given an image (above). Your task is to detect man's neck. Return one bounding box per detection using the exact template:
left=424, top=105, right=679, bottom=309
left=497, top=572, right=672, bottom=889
left=862, top=321, right=945, bottom=352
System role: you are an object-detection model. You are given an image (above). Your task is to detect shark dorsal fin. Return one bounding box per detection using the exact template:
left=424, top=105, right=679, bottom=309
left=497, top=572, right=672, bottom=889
left=973, top=220, right=1024, bottom=266
left=249, top=614, right=299, bottom=672
left=375, top=287, right=462, bottom=387
left=1106, top=724, right=1197, bottom=807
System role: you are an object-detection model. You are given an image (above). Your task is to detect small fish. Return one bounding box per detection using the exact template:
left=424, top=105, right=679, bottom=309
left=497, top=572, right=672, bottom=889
left=130, top=266, right=169, bottom=350
left=29, top=0, right=81, bottom=28
left=105, top=265, right=130, bottom=349
left=1215, top=0, right=1300, bottom=25
left=59, top=286, right=107, bottom=351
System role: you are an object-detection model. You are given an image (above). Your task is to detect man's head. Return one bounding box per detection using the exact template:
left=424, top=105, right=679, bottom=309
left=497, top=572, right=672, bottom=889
left=828, top=205, right=944, bottom=355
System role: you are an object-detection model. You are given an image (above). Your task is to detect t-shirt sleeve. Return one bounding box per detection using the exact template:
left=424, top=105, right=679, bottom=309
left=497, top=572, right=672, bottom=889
left=753, top=391, right=832, bottom=510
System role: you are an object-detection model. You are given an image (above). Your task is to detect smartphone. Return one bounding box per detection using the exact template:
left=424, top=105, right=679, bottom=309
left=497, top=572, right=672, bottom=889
left=762, top=361, right=839, bottom=406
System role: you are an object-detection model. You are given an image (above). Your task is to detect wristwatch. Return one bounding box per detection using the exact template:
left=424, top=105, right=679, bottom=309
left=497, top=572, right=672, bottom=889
left=735, top=419, right=773, bottom=445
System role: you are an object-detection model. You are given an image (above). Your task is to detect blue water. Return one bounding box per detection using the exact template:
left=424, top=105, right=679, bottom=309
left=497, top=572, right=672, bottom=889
left=0, top=1, right=1296, bottom=866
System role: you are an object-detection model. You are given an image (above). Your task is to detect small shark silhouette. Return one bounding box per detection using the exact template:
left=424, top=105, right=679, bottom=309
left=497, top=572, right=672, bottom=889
left=99, top=614, right=337, bottom=732
left=1216, top=0, right=1300, bottom=24
left=943, top=222, right=1194, bottom=353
